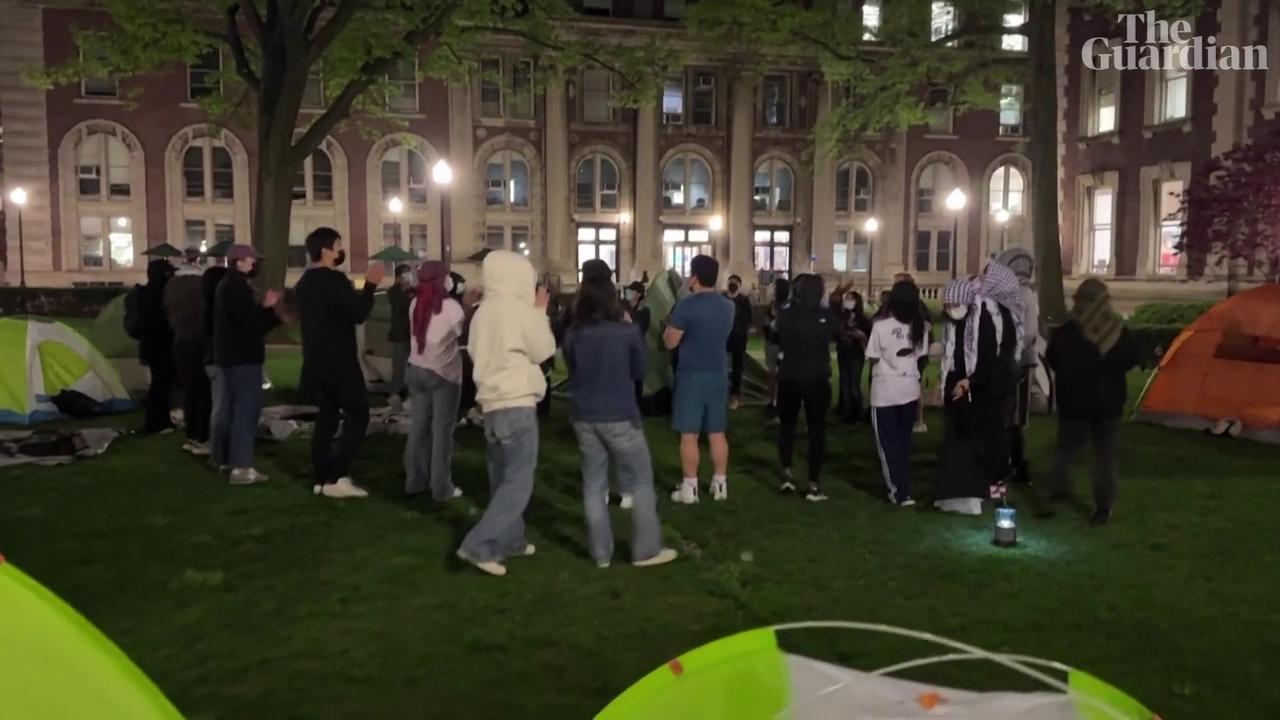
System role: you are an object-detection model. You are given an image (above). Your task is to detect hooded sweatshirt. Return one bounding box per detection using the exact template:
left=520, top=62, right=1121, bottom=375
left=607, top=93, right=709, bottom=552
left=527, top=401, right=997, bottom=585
left=164, top=264, right=205, bottom=342
left=469, top=251, right=557, bottom=412
left=139, top=259, right=175, bottom=363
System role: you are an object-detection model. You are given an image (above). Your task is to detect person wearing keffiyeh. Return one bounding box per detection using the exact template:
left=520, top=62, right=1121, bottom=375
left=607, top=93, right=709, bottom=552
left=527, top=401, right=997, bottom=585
left=1044, top=278, right=1143, bottom=526
left=996, top=247, right=1041, bottom=486
left=938, top=263, right=1022, bottom=505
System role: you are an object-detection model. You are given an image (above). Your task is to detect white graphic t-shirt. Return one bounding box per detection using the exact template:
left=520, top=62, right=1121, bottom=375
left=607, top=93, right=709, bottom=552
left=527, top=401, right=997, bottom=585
left=866, top=316, right=928, bottom=407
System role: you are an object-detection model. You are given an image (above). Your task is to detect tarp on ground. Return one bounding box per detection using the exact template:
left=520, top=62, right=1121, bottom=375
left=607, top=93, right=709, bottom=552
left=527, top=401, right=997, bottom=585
left=1136, top=283, right=1280, bottom=443
left=0, top=428, right=122, bottom=467
left=0, top=558, right=182, bottom=719
left=598, top=624, right=1154, bottom=720
left=0, top=318, right=134, bottom=425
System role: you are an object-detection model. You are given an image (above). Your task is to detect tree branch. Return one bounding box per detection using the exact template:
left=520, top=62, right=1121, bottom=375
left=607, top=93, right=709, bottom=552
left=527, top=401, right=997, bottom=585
left=303, top=0, right=327, bottom=39
left=460, top=24, right=636, bottom=88
left=293, top=4, right=453, bottom=160
left=225, top=4, right=262, bottom=92
left=307, top=0, right=359, bottom=64
left=241, top=0, right=267, bottom=42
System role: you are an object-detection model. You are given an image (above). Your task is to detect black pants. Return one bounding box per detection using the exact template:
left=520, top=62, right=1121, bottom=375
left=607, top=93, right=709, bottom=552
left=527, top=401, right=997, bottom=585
left=173, top=337, right=211, bottom=443
left=311, top=376, right=370, bottom=485
left=1007, top=370, right=1033, bottom=483
left=835, top=346, right=865, bottom=422
left=777, top=379, right=830, bottom=484
left=727, top=337, right=747, bottom=396
left=459, top=350, right=477, bottom=416
left=1049, top=417, right=1119, bottom=513
left=143, top=352, right=176, bottom=433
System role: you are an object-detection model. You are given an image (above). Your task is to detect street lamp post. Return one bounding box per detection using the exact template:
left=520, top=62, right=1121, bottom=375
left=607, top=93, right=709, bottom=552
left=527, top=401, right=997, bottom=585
left=863, top=216, right=879, bottom=300
left=944, top=188, right=968, bottom=280
left=993, top=208, right=1011, bottom=254
left=432, top=159, right=453, bottom=268
left=8, top=187, right=29, bottom=314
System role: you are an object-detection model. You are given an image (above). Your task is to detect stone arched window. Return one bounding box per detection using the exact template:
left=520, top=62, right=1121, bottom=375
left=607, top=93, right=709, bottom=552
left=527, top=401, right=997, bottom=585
left=368, top=134, right=439, bottom=259
left=57, top=120, right=148, bottom=271
left=983, top=155, right=1032, bottom=258
left=289, top=137, right=350, bottom=268
left=474, top=136, right=542, bottom=261
left=910, top=152, right=969, bottom=276
left=166, top=125, right=251, bottom=255
left=575, top=154, right=619, bottom=213
left=662, top=152, right=712, bottom=213
left=833, top=159, right=878, bottom=273
left=752, top=158, right=794, bottom=214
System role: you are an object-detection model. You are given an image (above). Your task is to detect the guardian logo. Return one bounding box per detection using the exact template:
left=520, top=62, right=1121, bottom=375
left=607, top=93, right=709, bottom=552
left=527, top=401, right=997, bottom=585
left=1082, top=11, right=1267, bottom=71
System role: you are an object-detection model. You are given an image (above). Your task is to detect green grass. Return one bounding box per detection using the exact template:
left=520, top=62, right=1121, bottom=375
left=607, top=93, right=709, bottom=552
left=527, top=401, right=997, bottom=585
left=3, top=348, right=1278, bottom=719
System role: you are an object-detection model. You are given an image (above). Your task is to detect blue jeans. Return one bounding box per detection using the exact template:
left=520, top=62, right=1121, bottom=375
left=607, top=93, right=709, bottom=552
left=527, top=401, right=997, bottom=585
left=572, top=420, right=663, bottom=565
left=210, top=364, right=263, bottom=469
left=460, top=407, right=538, bottom=562
left=403, top=365, right=461, bottom=499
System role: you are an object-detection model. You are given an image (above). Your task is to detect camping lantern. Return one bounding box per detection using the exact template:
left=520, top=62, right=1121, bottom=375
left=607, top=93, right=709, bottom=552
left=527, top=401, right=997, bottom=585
left=993, top=507, right=1017, bottom=547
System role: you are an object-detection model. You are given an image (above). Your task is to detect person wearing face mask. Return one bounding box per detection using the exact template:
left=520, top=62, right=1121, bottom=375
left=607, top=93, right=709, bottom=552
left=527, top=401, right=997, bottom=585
left=211, top=245, right=281, bottom=485
left=138, top=258, right=177, bottom=435
left=723, top=274, right=753, bottom=411
left=775, top=274, right=841, bottom=501
left=832, top=285, right=872, bottom=424
left=624, top=281, right=650, bottom=406
left=933, top=277, right=988, bottom=514
left=448, top=272, right=483, bottom=427
left=386, top=263, right=414, bottom=413
left=294, top=227, right=386, bottom=499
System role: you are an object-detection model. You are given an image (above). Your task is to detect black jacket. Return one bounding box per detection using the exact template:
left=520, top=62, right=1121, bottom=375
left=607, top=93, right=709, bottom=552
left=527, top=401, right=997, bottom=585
left=1047, top=321, right=1142, bottom=421
left=294, top=266, right=377, bottom=393
left=213, top=270, right=280, bottom=367
left=776, top=305, right=840, bottom=384
left=726, top=293, right=753, bottom=345
left=387, top=284, right=411, bottom=343
left=138, top=260, right=174, bottom=365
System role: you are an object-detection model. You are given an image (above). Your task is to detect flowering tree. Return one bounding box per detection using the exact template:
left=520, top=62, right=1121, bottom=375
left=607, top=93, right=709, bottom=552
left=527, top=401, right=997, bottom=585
left=1180, top=132, right=1280, bottom=282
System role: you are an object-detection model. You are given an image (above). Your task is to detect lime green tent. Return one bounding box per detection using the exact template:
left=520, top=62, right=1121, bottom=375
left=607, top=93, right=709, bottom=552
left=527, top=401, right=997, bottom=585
left=599, top=623, right=1155, bottom=719
left=0, top=318, right=134, bottom=425
left=89, top=294, right=136, bottom=359
left=0, top=558, right=181, bottom=719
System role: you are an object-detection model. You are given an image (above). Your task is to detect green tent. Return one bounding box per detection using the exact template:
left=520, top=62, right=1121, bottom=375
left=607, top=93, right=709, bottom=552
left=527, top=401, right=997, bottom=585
left=0, top=317, right=134, bottom=424
left=90, top=294, right=136, bottom=359
left=0, top=558, right=181, bottom=719
left=598, top=623, right=1155, bottom=720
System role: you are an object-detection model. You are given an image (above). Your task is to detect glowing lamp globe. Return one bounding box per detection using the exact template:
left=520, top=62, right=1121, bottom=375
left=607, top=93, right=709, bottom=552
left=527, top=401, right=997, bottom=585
left=993, top=506, right=1017, bottom=547
left=944, top=187, right=967, bottom=212
left=863, top=217, right=879, bottom=233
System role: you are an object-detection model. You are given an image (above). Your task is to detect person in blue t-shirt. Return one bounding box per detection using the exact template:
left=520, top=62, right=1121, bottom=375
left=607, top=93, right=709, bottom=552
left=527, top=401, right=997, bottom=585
left=663, top=255, right=735, bottom=504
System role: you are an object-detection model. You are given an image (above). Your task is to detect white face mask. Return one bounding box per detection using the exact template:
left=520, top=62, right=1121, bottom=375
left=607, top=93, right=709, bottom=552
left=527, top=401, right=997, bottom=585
left=946, top=305, right=969, bottom=321
left=455, top=281, right=465, bottom=294
left=625, top=290, right=638, bottom=303
left=842, top=299, right=856, bottom=311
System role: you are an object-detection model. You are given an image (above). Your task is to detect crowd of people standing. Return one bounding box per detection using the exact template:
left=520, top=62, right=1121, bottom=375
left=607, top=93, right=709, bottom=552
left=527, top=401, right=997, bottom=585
left=126, top=229, right=1141, bottom=580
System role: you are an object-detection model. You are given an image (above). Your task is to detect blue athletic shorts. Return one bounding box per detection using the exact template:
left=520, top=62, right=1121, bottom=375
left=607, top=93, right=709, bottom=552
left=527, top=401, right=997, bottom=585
left=672, top=370, right=729, bottom=435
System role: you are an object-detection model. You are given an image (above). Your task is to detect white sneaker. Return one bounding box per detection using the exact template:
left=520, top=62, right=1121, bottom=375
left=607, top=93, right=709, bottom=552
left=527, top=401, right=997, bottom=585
left=188, top=442, right=211, bottom=457
left=710, top=478, right=728, bottom=501
left=456, top=548, right=507, bottom=577
left=619, top=493, right=634, bottom=510
left=314, top=477, right=369, bottom=499
left=596, top=561, right=611, bottom=569
left=445, top=486, right=463, bottom=501
left=517, top=543, right=536, bottom=558
left=898, top=497, right=917, bottom=508
left=805, top=488, right=829, bottom=502
left=670, top=482, right=699, bottom=504
left=913, top=421, right=929, bottom=434
left=228, top=468, right=268, bottom=485
left=466, top=408, right=484, bottom=426
left=633, top=548, right=678, bottom=568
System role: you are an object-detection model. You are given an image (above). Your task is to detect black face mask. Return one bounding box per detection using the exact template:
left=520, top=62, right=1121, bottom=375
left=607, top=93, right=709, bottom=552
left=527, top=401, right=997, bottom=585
left=244, top=263, right=261, bottom=279
left=728, top=282, right=740, bottom=294
left=333, top=249, right=346, bottom=267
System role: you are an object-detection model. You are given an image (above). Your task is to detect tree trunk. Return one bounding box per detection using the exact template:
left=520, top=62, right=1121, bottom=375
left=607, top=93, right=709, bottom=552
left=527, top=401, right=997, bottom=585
left=1029, top=0, right=1067, bottom=323
left=254, top=144, right=295, bottom=289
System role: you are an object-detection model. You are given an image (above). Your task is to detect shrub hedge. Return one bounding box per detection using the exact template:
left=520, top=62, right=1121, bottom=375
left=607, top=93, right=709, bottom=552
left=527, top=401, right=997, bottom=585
left=1129, top=301, right=1213, bottom=326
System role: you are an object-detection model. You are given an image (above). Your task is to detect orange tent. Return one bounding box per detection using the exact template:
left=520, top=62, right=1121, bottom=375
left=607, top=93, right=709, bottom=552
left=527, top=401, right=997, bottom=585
left=1137, top=283, right=1280, bottom=443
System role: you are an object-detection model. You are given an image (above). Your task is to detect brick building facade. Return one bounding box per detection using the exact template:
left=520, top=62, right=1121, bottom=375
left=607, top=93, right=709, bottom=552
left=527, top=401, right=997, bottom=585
left=0, top=0, right=1273, bottom=305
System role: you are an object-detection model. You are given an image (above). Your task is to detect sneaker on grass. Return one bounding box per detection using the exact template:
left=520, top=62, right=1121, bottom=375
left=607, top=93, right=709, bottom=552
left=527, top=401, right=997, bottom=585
left=805, top=486, right=828, bottom=502
left=619, top=493, right=634, bottom=510
left=314, top=477, right=369, bottom=499
left=670, top=481, right=699, bottom=505
left=228, top=468, right=268, bottom=485
left=710, top=477, right=728, bottom=501
left=633, top=548, right=678, bottom=568
left=456, top=548, right=507, bottom=577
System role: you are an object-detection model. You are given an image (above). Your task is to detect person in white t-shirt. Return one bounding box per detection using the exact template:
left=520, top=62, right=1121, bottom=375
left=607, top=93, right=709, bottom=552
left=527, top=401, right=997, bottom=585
left=867, top=280, right=930, bottom=507
left=404, top=261, right=469, bottom=501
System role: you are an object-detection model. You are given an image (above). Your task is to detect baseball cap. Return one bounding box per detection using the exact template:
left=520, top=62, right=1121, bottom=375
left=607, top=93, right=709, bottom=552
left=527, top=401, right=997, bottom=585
left=226, top=244, right=264, bottom=261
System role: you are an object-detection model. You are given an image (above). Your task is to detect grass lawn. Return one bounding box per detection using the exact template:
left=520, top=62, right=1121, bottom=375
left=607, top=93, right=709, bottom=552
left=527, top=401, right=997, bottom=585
left=3, top=347, right=1278, bottom=719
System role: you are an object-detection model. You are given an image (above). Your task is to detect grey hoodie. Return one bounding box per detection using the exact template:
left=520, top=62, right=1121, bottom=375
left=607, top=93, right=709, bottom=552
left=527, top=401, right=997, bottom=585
left=469, top=251, right=556, bottom=412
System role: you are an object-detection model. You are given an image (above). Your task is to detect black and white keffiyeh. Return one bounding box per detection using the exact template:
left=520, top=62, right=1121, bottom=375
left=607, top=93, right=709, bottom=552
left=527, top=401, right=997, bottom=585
left=941, top=276, right=979, bottom=381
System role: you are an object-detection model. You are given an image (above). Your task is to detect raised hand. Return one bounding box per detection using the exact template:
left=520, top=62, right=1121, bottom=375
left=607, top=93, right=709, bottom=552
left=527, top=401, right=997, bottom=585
left=365, top=262, right=387, bottom=287
left=535, top=285, right=550, bottom=309
left=263, top=289, right=281, bottom=308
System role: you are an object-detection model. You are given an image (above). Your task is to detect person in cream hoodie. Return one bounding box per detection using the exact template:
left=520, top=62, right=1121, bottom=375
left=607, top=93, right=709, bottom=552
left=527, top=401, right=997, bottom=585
left=457, top=250, right=556, bottom=577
